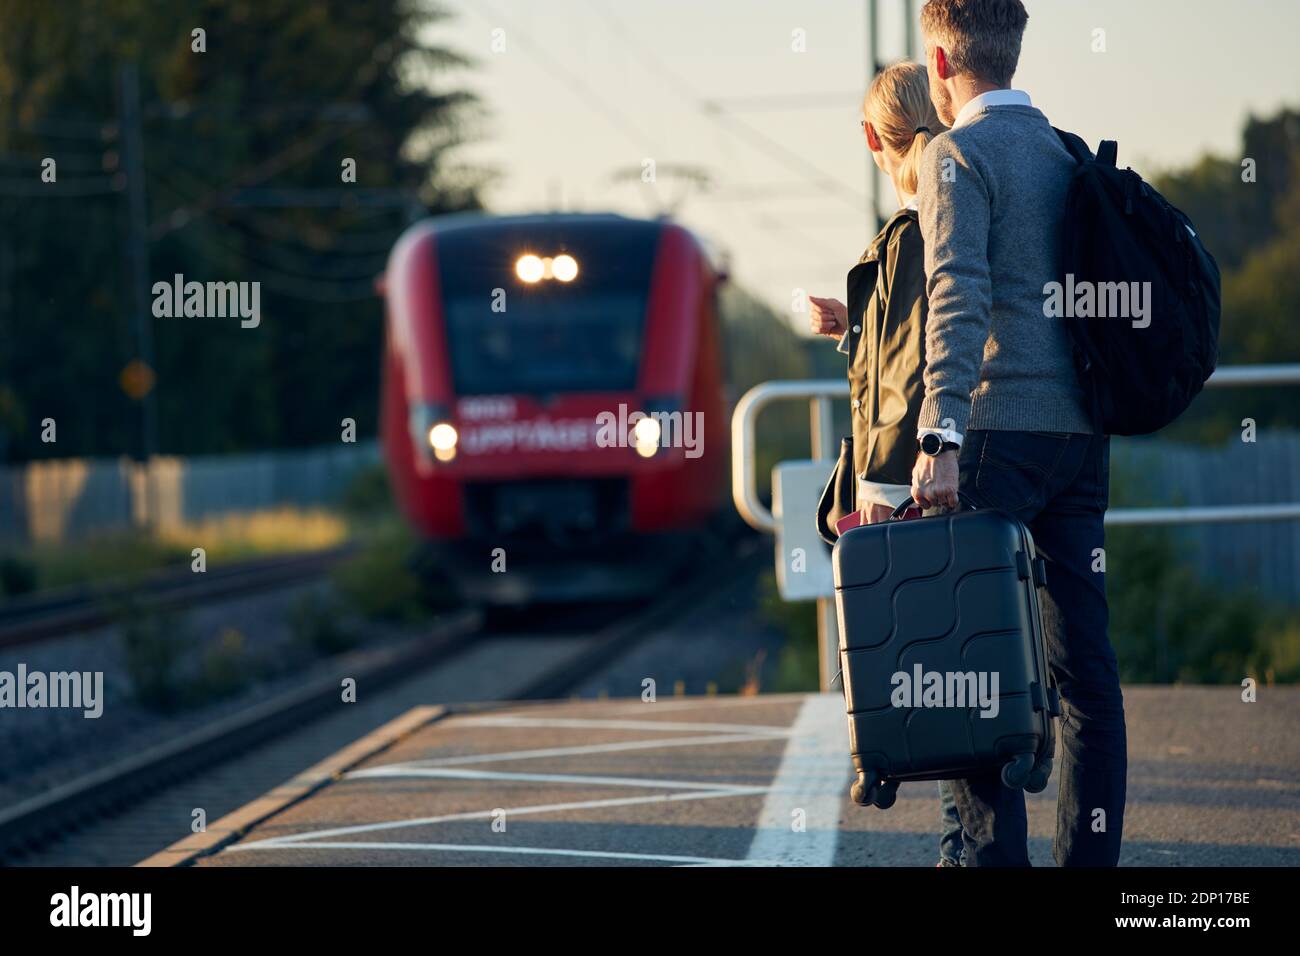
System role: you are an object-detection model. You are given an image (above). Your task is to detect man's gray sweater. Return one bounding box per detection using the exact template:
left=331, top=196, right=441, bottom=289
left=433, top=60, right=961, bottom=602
left=916, top=103, right=1094, bottom=437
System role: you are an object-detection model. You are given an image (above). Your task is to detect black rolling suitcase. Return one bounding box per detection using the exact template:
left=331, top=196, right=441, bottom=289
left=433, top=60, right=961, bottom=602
left=832, top=497, right=1060, bottom=808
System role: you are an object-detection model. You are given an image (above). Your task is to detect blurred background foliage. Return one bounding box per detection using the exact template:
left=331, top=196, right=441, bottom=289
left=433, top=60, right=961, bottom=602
left=1154, top=106, right=1300, bottom=441
left=0, top=0, right=813, bottom=464
left=0, top=0, right=486, bottom=460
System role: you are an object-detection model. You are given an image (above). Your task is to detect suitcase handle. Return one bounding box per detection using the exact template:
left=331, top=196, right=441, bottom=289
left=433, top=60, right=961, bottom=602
left=887, top=493, right=980, bottom=521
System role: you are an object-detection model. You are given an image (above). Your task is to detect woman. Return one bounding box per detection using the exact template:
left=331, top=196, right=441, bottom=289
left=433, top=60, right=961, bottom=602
left=810, top=61, right=940, bottom=524
left=807, top=61, right=964, bottom=866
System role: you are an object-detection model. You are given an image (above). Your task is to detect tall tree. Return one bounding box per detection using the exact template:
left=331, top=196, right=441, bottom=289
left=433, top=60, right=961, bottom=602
left=0, top=0, right=484, bottom=459
left=1154, top=107, right=1300, bottom=440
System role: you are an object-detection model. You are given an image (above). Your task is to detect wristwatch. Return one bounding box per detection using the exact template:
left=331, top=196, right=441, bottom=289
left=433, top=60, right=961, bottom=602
left=920, top=433, right=960, bottom=457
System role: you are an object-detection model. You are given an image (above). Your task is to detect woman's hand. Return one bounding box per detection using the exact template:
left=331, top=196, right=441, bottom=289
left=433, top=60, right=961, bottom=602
left=808, top=295, right=848, bottom=340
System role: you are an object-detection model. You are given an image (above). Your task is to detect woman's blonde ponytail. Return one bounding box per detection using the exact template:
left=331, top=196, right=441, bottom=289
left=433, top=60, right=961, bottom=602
left=863, top=62, right=946, bottom=197
left=898, top=128, right=933, bottom=196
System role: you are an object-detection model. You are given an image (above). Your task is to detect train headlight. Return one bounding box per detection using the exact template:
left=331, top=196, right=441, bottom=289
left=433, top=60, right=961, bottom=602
left=551, top=254, right=579, bottom=282
left=428, top=422, right=458, bottom=462
left=515, top=255, right=545, bottom=283
left=633, top=416, right=660, bottom=458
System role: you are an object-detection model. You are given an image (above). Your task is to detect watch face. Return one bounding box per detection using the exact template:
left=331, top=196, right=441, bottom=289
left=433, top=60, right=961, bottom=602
left=921, top=433, right=941, bottom=455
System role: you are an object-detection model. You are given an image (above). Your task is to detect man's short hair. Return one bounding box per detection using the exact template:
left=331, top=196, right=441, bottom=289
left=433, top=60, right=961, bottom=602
left=920, top=0, right=1029, bottom=87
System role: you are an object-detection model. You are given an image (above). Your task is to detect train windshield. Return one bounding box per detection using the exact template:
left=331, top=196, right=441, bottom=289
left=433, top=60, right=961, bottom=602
left=443, top=290, right=645, bottom=395
left=437, top=219, right=659, bottom=396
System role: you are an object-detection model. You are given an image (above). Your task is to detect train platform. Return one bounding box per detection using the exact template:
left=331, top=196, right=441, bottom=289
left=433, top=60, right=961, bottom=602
left=141, top=687, right=1300, bottom=868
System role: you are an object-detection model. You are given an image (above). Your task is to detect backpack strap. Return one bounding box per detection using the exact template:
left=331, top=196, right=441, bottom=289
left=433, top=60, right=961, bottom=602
left=1053, top=126, right=1094, bottom=165
left=1054, top=127, right=1120, bottom=168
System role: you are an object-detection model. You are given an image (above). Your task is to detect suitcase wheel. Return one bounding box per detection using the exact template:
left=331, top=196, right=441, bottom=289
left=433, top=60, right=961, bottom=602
left=872, top=779, right=899, bottom=809
left=1000, top=752, right=1035, bottom=789
left=1025, top=756, right=1053, bottom=793
left=850, top=771, right=880, bottom=806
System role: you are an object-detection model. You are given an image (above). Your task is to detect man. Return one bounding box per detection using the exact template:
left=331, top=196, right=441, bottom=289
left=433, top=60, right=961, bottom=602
left=909, top=0, right=1126, bottom=866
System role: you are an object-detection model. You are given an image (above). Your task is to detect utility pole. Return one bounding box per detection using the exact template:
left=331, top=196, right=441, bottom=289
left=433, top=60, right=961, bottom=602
left=118, top=63, right=158, bottom=463
left=906, top=0, right=917, bottom=60
left=865, top=0, right=883, bottom=236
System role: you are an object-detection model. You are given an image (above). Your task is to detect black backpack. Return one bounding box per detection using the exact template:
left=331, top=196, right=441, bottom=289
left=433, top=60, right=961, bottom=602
left=1053, top=129, right=1221, bottom=436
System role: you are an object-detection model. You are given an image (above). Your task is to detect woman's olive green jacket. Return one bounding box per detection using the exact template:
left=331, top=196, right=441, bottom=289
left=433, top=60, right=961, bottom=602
left=841, top=207, right=929, bottom=488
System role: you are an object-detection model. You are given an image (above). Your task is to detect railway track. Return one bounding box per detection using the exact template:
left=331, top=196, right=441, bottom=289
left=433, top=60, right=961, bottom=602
left=0, top=546, right=352, bottom=650
left=0, top=537, right=764, bottom=866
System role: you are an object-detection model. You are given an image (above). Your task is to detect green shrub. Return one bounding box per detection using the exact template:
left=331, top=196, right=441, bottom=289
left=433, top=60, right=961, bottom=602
left=0, top=554, right=37, bottom=596
left=192, top=627, right=255, bottom=702
left=1106, top=526, right=1300, bottom=684
left=332, top=524, right=433, bottom=622
left=37, top=535, right=189, bottom=592
left=287, top=590, right=357, bottom=656
left=118, top=602, right=191, bottom=712
left=758, top=571, right=821, bottom=692
left=338, top=462, right=393, bottom=518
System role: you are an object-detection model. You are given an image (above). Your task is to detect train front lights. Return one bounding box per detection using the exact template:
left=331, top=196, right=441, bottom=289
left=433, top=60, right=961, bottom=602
left=428, top=422, right=458, bottom=462
left=515, top=252, right=578, bottom=283
left=515, top=255, right=545, bottom=283
left=552, top=254, right=579, bottom=282
left=633, top=416, right=660, bottom=458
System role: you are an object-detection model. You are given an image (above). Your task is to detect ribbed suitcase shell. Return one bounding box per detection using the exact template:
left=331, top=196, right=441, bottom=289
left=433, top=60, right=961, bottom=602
left=832, top=509, right=1057, bottom=793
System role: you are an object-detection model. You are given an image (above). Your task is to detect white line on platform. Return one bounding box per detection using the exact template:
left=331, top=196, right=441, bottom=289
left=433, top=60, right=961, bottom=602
left=744, top=693, right=851, bottom=867
left=455, top=715, right=793, bottom=737
left=224, top=699, right=814, bottom=866
left=594, top=694, right=809, bottom=716
left=367, top=732, right=779, bottom=769
left=234, top=841, right=780, bottom=866
left=234, top=787, right=768, bottom=849
left=346, top=766, right=765, bottom=793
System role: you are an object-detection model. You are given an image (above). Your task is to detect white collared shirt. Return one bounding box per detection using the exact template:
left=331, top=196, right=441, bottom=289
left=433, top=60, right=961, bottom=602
left=950, top=88, right=1032, bottom=130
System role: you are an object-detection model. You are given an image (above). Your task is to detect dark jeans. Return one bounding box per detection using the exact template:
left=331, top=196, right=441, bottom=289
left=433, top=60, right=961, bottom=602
left=949, top=429, right=1127, bottom=867
left=938, top=779, right=965, bottom=865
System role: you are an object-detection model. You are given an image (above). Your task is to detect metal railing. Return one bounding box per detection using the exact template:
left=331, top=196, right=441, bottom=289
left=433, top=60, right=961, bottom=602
left=732, top=364, right=1300, bottom=534
left=730, top=363, right=1300, bottom=692
left=731, top=379, right=844, bottom=534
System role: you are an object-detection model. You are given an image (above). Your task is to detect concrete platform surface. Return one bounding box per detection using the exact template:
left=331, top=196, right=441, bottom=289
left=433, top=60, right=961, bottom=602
left=154, top=687, right=1300, bottom=867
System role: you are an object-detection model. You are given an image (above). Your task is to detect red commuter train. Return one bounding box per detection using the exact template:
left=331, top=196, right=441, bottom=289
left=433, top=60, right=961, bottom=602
left=379, top=213, right=730, bottom=603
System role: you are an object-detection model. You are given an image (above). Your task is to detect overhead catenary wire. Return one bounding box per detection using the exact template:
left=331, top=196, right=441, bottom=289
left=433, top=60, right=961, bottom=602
left=0, top=147, right=114, bottom=173
left=570, top=0, right=872, bottom=307
left=576, top=1, right=864, bottom=294
left=162, top=228, right=382, bottom=302
left=468, top=0, right=662, bottom=159
left=146, top=122, right=356, bottom=241
left=144, top=167, right=409, bottom=261
left=0, top=112, right=392, bottom=304
left=0, top=177, right=120, bottom=197
left=700, top=91, right=866, bottom=113
left=466, top=0, right=858, bottom=280
left=0, top=143, right=121, bottom=196
left=0, top=116, right=117, bottom=139
left=155, top=209, right=390, bottom=295
left=142, top=54, right=393, bottom=241
left=582, top=0, right=869, bottom=215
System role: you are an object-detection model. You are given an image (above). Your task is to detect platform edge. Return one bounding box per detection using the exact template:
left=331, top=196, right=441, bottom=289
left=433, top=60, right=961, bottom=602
left=135, top=704, right=449, bottom=867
